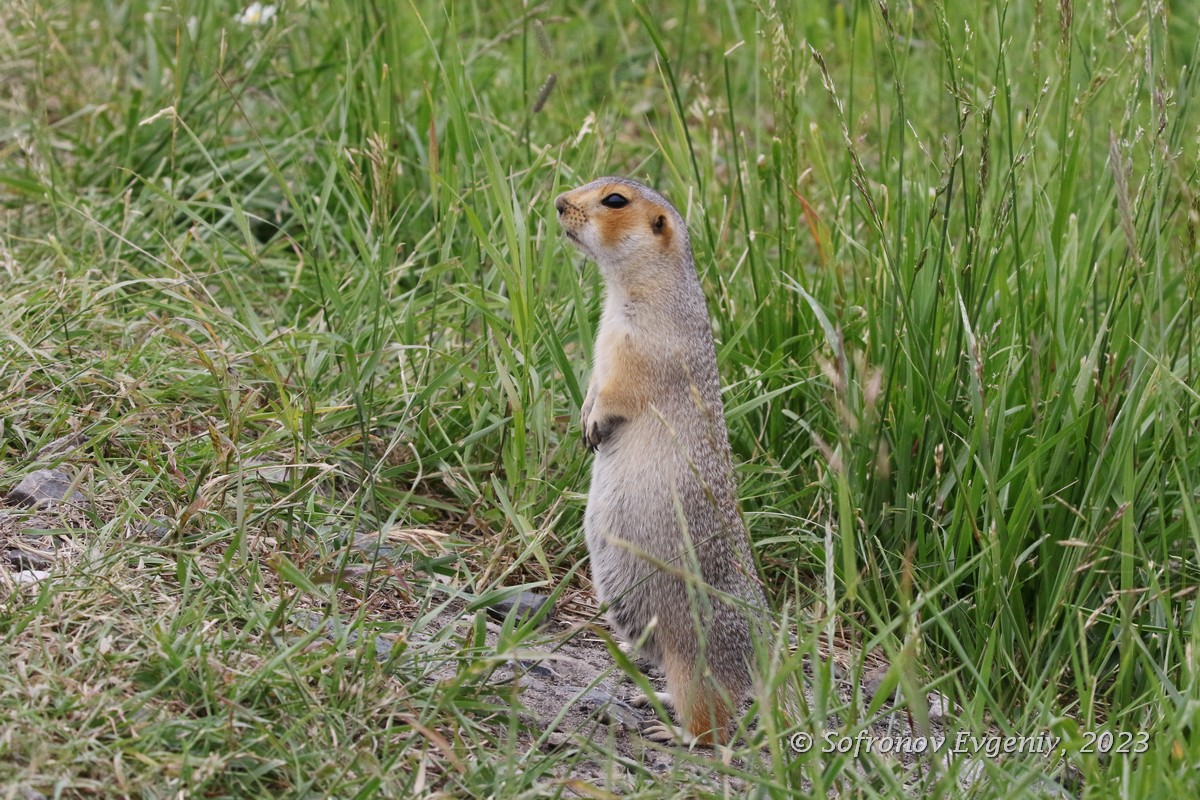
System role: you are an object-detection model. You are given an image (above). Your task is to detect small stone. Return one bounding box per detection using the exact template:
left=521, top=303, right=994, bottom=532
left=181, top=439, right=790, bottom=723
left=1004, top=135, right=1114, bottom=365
left=32, top=432, right=86, bottom=462
left=518, top=659, right=561, bottom=680
left=365, top=634, right=394, bottom=661
left=11, top=570, right=51, bottom=585
left=348, top=532, right=396, bottom=559
left=485, top=591, right=554, bottom=627
left=291, top=611, right=395, bottom=661
left=646, top=752, right=672, bottom=773
left=541, top=731, right=573, bottom=751
left=956, top=757, right=986, bottom=788
left=6, top=469, right=85, bottom=509
left=863, top=663, right=892, bottom=702
left=249, top=461, right=290, bottom=484
left=576, top=687, right=618, bottom=709
left=138, top=516, right=173, bottom=540
left=3, top=547, right=53, bottom=570
left=1029, top=778, right=1074, bottom=798
left=927, top=692, right=954, bottom=721
left=578, top=687, right=642, bottom=731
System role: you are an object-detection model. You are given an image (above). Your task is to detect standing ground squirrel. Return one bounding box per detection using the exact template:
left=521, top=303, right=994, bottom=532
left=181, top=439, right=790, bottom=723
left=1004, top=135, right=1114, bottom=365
left=554, top=176, right=770, bottom=745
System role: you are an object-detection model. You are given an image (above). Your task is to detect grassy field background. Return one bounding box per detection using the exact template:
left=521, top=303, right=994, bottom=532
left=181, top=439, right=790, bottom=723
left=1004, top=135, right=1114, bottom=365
left=2, top=0, right=1198, bottom=796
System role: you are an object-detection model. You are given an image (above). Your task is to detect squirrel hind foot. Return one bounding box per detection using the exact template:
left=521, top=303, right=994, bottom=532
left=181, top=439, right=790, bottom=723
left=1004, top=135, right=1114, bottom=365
left=640, top=720, right=727, bottom=748
left=640, top=721, right=695, bottom=745
left=629, top=691, right=673, bottom=709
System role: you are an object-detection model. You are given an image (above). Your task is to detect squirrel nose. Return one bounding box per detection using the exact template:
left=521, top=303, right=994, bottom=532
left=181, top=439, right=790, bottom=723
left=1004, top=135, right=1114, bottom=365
left=554, top=195, right=567, bottom=216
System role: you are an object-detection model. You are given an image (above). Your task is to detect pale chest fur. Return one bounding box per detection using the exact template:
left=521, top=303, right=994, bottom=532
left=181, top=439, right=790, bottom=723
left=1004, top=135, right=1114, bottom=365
left=584, top=291, right=740, bottom=562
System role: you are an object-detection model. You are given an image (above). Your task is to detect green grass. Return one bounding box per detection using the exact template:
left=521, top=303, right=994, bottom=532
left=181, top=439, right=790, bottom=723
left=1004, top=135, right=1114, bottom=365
left=2, top=0, right=1198, bottom=796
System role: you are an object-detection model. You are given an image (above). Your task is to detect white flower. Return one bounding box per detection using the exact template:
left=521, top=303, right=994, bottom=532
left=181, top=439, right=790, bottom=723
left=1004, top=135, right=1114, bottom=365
left=235, top=3, right=277, bottom=26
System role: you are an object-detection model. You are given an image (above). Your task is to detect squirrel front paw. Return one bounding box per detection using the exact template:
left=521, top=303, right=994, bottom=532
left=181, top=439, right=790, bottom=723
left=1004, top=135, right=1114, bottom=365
left=584, top=412, right=626, bottom=452
left=582, top=384, right=628, bottom=452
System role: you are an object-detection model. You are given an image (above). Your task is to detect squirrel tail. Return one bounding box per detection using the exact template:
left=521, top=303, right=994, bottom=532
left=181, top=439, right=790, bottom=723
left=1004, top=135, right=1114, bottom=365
left=663, top=648, right=741, bottom=745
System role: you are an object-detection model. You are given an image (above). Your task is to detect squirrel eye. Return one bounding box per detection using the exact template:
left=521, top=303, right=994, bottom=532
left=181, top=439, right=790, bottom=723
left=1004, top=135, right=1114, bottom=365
left=600, top=193, right=629, bottom=209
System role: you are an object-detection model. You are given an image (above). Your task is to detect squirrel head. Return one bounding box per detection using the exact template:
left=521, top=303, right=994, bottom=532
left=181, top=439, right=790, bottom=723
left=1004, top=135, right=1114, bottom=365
left=554, top=177, right=692, bottom=291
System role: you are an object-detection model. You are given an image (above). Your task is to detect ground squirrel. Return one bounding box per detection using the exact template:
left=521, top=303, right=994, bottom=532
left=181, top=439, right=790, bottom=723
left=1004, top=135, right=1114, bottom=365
left=554, top=176, right=770, bottom=745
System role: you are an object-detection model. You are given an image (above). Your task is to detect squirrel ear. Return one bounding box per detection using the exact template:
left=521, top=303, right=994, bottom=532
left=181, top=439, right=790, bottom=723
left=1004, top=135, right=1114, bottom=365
left=652, top=214, right=666, bottom=235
